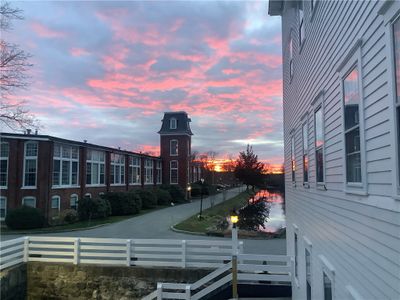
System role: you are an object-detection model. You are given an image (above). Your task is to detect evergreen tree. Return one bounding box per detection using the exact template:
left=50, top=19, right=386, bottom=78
left=234, top=145, right=264, bottom=191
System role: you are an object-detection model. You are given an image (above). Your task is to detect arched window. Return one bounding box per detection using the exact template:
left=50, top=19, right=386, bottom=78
left=70, top=194, right=78, bottom=210
left=22, top=196, right=36, bottom=208
left=51, top=195, right=61, bottom=210
left=84, top=193, right=92, bottom=199
left=170, top=140, right=178, bottom=156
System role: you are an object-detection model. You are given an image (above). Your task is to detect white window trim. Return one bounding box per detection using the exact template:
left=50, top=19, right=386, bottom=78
left=52, top=143, right=80, bottom=188
left=144, top=159, right=154, bottom=185
left=0, top=196, right=6, bottom=220
left=304, top=236, right=313, bottom=300
left=381, top=3, right=400, bottom=199
left=292, top=224, right=300, bottom=288
left=22, top=196, right=36, bottom=208
left=23, top=141, right=38, bottom=188
left=110, top=153, right=125, bottom=186
left=170, top=139, right=178, bottom=156
left=299, top=1, right=305, bottom=51
left=289, top=31, right=294, bottom=82
left=86, top=150, right=106, bottom=187
left=51, top=195, right=61, bottom=210
left=338, top=41, right=368, bottom=196
left=0, top=142, right=9, bottom=189
left=170, top=118, right=177, bottom=129
left=70, top=194, right=79, bottom=210
left=84, top=193, right=92, bottom=198
left=313, top=93, right=326, bottom=189
left=170, top=160, right=179, bottom=185
left=310, top=0, right=319, bottom=22
left=319, top=255, right=335, bottom=300
left=129, top=156, right=141, bottom=185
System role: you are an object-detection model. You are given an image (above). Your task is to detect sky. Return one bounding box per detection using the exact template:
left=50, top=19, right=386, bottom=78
left=7, top=0, right=283, bottom=167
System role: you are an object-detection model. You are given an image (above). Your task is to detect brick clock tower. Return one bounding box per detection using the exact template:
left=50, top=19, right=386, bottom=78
left=159, top=111, right=193, bottom=192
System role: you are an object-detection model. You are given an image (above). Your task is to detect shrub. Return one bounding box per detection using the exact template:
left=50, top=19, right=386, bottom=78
left=154, top=189, right=172, bottom=206
left=102, top=192, right=142, bottom=216
left=134, top=189, right=157, bottom=209
left=60, top=209, right=78, bottom=224
left=190, top=182, right=217, bottom=197
left=159, top=184, right=186, bottom=203
left=78, top=196, right=111, bottom=221
left=5, top=206, right=45, bottom=230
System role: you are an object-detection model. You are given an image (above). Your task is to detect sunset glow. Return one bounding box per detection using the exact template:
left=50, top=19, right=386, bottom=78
left=5, top=1, right=283, bottom=164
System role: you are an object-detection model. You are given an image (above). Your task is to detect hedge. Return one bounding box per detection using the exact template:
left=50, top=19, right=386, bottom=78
left=154, top=189, right=172, bottom=206
left=159, top=184, right=186, bottom=203
left=134, top=189, right=157, bottom=209
left=78, top=196, right=111, bottom=221
left=102, top=192, right=142, bottom=216
left=5, top=206, right=46, bottom=230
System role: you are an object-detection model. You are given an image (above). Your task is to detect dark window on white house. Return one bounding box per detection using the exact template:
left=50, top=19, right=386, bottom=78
left=291, top=135, right=296, bottom=182
left=343, top=67, right=362, bottom=183
left=299, top=1, right=305, bottom=47
left=294, top=233, right=298, bottom=279
left=394, top=17, right=400, bottom=186
left=289, top=35, right=293, bottom=79
left=302, top=122, right=309, bottom=183
left=323, top=272, right=333, bottom=300
left=315, top=107, right=324, bottom=183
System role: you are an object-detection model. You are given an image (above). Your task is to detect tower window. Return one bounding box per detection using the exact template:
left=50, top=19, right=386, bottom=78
left=170, top=118, right=177, bottom=129
left=170, top=160, right=178, bottom=184
left=170, top=140, right=178, bottom=156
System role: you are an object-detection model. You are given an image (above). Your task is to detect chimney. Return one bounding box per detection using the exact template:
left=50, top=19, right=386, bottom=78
left=84, top=139, right=87, bottom=143
left=26, top=129, right=32, bottom=135
left=35, top=129, right=38, bottom=135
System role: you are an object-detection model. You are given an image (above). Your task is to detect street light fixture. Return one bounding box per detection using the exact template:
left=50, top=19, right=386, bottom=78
left=231, top=210, right=239, bottom=299
left=198, top=178, right=205, bottom=220
left=187, top=185, right=192, bottom=201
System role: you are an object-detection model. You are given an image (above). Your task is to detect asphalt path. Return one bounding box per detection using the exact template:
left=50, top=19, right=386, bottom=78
left=1, top=187, right=286, bottom=255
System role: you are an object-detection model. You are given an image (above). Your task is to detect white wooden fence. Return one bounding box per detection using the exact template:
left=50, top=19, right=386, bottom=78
left=0, top=236, right=244, bottom=270
left=143, top=254, right=293, bottom=300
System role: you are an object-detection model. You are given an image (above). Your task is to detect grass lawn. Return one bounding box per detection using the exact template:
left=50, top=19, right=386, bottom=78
left=174, top=191, right=252, bottom=234
left=1, top=205, right=169, bottom=234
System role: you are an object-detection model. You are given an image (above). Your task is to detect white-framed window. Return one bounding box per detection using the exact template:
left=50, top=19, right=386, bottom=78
left=302, top=121, right=309, bottom=185
left=291, top=135, right=296, bottom=183
left=0, top=196, right=6, bottom=220
left=170, top=140, right=178, bottom=156
left=86, top=149, right=105, bottom=186
left=23, top=141, right=38, bottom=187
left=53, top=144, right=79, bottom=187
left=156, top=160, right=162, bottom=184
left=0, top=142, right=9, bottom=188
left=311, top=0, right=315, bottom=12
left=170, top=160, right=178, bottom=184
left=22, top=196, right=36, bottom=208
left=339, top=41, right=366, bottom=194
left=289, top=33, right=294, bottom=80
left=70, top=194, right=78, bottom=210
left=144, top=159, right=153, bottom=184
left=170, top=118, right=177, bottom=129
left=111, top=153, right=125, bottom=185
left=319, top=255, right=335, bottom=300
left=129, top=156, right=141, bottom=185
left=84, top=193, right=92, bottom=199
left=314, top=106, right=325, bottom=184
left=299, top=1, right=305, bottom=48
left=51, top=195, right=61, bottom=210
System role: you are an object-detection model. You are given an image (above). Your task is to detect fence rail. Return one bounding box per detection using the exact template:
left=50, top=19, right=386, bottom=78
left=0, top=236, right=243, bottom=270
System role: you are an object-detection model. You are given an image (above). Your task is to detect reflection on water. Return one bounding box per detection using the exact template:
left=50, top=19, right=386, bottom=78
left=252, top=190, right=285, bottom=233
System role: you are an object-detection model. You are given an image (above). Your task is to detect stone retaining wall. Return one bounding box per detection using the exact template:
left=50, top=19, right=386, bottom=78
left=27, top=262, right=211, bottom=300
left=0, top=263, right=27, bottom=300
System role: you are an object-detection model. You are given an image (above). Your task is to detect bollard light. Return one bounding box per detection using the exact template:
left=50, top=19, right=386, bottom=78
left=230, top=211, right=239, bottom=227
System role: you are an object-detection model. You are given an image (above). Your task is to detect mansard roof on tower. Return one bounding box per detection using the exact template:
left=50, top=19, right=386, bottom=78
left=158, top=111, right=193, bottom=136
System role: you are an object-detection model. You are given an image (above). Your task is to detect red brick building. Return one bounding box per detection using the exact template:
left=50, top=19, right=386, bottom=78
left=0, top=111, right=202, bottom=221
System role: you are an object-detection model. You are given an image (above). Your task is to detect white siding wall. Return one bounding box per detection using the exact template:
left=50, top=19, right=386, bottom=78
left=281, top=1, right=400, bottom=299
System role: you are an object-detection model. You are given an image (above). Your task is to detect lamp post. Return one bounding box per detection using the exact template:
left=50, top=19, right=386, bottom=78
left=198, top=178, right=204, bottom=220
left=187, top=185, right=192, bottom=202
left=230, top=210, right=239, bottom=300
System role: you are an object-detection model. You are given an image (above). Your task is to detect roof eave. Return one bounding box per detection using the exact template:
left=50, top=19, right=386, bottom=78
left=268, top=0, right=283, bottom=16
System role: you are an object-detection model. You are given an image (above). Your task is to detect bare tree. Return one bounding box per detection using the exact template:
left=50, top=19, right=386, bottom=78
left=0, top=1, right=38, bottom=131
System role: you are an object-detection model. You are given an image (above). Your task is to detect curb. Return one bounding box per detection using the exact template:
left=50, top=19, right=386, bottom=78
left=1, top=222, right=112, bottom=235
left=169, top=225, right=209, bottom=236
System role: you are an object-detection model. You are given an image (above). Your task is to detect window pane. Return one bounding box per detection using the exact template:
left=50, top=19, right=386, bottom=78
left=171, top=169, right=178, bottom=184
left=345, top=128, right=361, bottom=183
left=291, top=136, right=295, bottom=182
left=51, top=197, right=60, bottom=209
left=86, top=163, right=91, bottom=184
left=171, top=161, right=178, bottom=168
left=323, top=273, right=332, bottom=300
left=171, top=140, right=178, bottom=155
left=99, top=164, right=105, bottom=184
left=92, top=163, right=99, bottom=184
left=303, top=123, right=308, bottom=151
left=344, top=68, right=360, bottom=130
left=394, top=18, right=400, bottom=103
left=316, top=148, right=324, bottom=183
left=303, top=155, right=309, bottom=183
left=1, top=143, right=9, bottom=157
left=53, top=159, right=60, bottom=185
left=62, top=161, right=70, bottom=185
left=71, top=147, right=79, bottom=159
left=0, top=198, right=5, bottom=218
left=0, top=160, right=7, bottom=186
left=26, top=143, right=38, bottom=156
left=62, top=146, right=71, bottom=158
left=315, top=108, right=324, bottom=148
left=70, top=195, right=78, bottom=210
left=71, top=161, right=78, bottom=185
left=23, top=198, right=35, bottom=208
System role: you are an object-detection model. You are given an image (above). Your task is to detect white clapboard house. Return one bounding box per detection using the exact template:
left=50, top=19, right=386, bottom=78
left=269, top=0, right=400, bottom=299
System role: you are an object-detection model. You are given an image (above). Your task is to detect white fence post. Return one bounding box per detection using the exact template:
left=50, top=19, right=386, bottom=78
left=157, top=283, right=163, bottom=300
left=182, top=240, right=186, bottom=268
left=23, top=236, right=29, bottom=262
left=126, top=239, right=131, bottom=267
left=73, top=238, right=80, bottom=265
left=238, top=241, right=244, bottom=264
left=185, top=284, right=191, bottom=300
left=290, top=257, right=295, bottom=286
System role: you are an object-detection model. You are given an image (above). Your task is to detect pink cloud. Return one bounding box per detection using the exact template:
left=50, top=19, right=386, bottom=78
left=31, top=21, right=67, bottom=38
left=70, top=48, right=90, bottom=57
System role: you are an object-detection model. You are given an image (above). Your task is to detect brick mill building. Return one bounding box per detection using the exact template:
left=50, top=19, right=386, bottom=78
left=0, top=111, right=202, bottom=221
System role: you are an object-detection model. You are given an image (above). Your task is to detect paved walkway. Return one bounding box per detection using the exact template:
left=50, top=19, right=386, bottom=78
left=1, top=187, right=286, bottom=255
